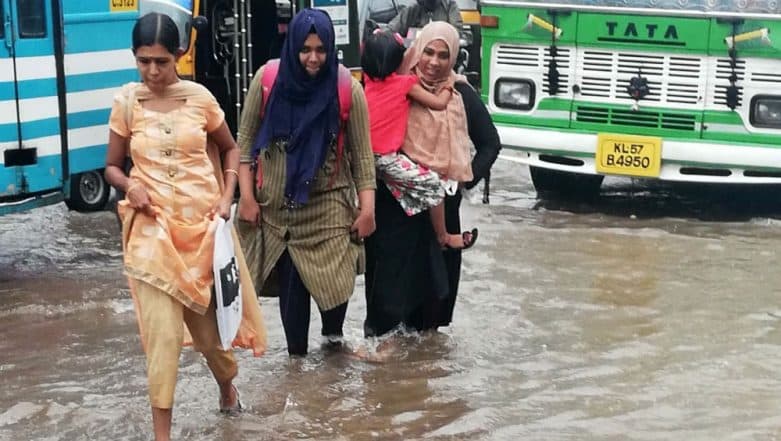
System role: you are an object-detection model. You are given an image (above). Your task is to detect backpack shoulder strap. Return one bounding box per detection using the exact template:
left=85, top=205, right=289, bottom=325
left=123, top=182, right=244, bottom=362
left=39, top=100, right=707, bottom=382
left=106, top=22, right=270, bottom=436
left=259, top=59, right=281, bottom=119
left=336, top=65, right=353, bottom=123
left=329, top=65, right=354, bottom=189
left=254, top=60, right=280, bottom=190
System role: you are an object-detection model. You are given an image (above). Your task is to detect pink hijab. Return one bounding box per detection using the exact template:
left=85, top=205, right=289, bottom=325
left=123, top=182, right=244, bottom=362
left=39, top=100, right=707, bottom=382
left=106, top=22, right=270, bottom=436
left=400, top=21, right=473, bottom=182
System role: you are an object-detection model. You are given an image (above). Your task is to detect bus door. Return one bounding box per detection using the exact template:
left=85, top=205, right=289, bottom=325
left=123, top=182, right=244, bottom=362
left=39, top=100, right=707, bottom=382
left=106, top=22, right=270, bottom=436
left=0, top=0, right=63, bottom=200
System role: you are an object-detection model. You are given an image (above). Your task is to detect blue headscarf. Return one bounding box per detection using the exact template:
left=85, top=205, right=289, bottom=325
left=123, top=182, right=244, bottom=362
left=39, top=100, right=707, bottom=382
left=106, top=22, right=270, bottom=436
left=251, top=8, right=340, bottom=206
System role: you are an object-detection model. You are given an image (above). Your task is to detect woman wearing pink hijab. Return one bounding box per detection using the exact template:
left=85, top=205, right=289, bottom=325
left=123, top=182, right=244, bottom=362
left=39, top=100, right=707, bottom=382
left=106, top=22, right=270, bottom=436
left=364, top=22, right=501, bottom=337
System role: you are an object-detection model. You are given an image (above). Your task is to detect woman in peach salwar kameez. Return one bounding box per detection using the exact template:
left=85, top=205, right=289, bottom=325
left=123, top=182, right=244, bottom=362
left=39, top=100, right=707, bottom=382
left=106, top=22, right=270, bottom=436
left=104, top=13, right=266, bottom=441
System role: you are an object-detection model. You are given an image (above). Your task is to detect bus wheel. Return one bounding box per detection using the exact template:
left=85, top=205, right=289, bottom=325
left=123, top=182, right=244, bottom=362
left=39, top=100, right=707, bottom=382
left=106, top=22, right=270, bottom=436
left=529, top=166, right=604, bottom=198
left=65, top=170, right=110, bottom=212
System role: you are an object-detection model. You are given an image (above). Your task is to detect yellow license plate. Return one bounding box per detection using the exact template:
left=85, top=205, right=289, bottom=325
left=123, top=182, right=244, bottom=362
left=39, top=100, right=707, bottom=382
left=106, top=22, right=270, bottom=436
left=596, top=133, right=662, bottom=178
left=461, top=10, right=481, bottom=25
left=110, top=0, right=137, bottom=12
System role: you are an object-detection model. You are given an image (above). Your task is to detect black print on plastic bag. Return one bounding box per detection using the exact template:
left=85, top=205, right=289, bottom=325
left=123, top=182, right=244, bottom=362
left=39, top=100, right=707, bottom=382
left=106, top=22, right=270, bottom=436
left=219, top=257, right=240, bottom=307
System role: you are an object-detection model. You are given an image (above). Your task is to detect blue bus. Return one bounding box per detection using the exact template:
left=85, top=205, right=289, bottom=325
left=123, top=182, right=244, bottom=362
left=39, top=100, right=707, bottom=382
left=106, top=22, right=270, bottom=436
left=0, top=1, right=138, bottom=215
left=0, top=0, right=362, bottom=216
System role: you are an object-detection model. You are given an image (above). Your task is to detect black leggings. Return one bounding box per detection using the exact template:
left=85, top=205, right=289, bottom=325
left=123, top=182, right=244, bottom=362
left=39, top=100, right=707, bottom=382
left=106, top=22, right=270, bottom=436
left=277, top=251, right=348, bottom=356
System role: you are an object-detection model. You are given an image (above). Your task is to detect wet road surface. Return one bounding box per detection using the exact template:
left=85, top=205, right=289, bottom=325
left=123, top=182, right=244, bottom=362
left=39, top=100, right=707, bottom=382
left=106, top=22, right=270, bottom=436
left=4, top=155, right=781, bottom=440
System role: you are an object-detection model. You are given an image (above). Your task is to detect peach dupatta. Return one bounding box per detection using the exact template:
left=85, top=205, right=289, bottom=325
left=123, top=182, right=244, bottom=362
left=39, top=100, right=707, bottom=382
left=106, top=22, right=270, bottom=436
left=120, top=145, right=267, bottom=356
left=115, top=81, right=266, bottom=356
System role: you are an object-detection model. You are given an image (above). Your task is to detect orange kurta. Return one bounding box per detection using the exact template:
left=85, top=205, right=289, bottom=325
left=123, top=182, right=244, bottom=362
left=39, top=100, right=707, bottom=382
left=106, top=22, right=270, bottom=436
left=110, top=80, right=266, bottom=356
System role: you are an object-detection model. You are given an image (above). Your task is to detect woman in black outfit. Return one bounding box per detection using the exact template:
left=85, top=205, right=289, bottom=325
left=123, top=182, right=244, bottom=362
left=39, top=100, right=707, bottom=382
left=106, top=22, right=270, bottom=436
left=364, top=21, right=501, bottom=337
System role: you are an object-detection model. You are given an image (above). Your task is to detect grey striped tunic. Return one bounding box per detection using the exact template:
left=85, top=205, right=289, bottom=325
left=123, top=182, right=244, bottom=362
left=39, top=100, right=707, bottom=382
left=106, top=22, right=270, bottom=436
left=236, top=66, right=376, bottom=311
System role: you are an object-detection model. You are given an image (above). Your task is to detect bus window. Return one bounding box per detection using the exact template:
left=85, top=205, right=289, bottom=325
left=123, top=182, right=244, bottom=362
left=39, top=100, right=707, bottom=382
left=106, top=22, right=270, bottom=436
left=0, top=2, right=4, bottom=39
left=18, top=0, right=46, bottom=38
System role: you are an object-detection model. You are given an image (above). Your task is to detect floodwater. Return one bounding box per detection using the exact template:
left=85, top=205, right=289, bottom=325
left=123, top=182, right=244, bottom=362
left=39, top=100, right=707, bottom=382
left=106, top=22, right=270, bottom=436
left=4, top=156, right=781, bottom=440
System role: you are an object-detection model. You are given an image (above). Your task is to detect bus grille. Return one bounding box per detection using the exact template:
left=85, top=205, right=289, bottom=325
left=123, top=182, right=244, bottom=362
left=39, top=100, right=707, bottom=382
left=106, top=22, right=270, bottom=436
left=711, top=58, right=745, bottom=107
left=494, top=44, right=755, bottom=111
left=579, top=51, right=703, bottom=105
left=576, top=105, right=697, bottom=131
left=495, top=45, right=571, bottom=94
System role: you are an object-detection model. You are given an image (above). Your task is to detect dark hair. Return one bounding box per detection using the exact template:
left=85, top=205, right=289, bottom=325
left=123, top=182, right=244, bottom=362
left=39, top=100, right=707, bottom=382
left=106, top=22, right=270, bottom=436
left=132, top=12, right=180, bottom=55
left=361, top=31, right=405, bottom=80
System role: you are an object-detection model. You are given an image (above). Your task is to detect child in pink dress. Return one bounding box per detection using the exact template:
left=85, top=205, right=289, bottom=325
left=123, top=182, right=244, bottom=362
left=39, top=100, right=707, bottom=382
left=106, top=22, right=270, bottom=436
left=361, top=30, right=476, bottom=249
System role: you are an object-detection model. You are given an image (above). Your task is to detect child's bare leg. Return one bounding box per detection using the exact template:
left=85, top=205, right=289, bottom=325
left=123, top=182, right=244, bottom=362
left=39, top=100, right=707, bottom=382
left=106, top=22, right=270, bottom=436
left=430, top=203, right=463, bottom=247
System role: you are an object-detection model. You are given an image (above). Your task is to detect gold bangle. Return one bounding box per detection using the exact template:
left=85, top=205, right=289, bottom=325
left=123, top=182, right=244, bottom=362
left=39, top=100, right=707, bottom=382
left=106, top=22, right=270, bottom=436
left=224, top=168, right=239, bottom=177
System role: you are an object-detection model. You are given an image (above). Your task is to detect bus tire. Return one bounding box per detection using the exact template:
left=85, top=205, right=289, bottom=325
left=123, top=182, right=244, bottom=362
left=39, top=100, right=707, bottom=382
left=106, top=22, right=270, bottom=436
left=65, top=170, right=110, bottom=212
left=529, top=166, right=603, bottom=198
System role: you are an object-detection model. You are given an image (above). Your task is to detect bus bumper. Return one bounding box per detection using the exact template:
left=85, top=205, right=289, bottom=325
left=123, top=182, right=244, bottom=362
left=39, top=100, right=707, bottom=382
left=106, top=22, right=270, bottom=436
left=497, top=124, right=781, bottom=184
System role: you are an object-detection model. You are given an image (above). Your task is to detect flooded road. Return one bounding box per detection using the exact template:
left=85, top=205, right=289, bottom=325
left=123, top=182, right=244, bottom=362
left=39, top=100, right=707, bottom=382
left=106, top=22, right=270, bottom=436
left=4, top=156, right=781, bottom=440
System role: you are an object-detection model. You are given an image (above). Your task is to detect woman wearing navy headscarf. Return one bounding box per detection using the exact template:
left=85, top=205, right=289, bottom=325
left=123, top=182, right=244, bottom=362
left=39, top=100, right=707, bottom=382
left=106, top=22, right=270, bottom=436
left=236, top=9, right=376, bottom=356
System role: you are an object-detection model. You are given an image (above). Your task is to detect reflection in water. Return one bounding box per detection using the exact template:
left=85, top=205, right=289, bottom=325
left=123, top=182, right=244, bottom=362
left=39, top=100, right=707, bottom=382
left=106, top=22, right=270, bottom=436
left=0, top=204, right=122, bottom=274
left=532, top=178, right=781, bottom=222
left=590, top=233, right=659, bottom=308
left=249, top=334, right=477, bottom=440
left=5, top=161, right=781, bottom=439
left=584, top=231, right=662, bottom=345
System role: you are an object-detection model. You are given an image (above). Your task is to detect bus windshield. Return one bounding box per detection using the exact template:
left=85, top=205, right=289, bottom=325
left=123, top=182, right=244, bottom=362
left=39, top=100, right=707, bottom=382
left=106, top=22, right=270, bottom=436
left=508, top=0, right=781, bottom=14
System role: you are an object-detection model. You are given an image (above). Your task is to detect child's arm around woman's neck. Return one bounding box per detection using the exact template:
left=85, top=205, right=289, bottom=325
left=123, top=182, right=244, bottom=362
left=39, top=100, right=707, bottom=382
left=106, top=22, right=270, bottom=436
left=407, top=83, right=452, bottom=110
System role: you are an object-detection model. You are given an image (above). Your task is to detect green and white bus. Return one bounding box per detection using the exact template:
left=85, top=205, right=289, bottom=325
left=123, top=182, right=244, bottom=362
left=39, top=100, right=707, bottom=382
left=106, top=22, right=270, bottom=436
left=480, top=0, right=781, bottom=196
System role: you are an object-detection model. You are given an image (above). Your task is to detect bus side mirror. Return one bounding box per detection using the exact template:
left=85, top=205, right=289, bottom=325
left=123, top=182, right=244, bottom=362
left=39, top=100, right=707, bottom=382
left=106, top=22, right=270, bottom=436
left=192, top=15, right=209, bottom=33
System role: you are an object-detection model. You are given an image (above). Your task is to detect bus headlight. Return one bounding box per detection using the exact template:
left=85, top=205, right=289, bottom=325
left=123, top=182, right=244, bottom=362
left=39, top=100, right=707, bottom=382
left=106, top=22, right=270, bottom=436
left=750, top=95, right=781, bottom=128
left=495, top=79, right=534, bottom=110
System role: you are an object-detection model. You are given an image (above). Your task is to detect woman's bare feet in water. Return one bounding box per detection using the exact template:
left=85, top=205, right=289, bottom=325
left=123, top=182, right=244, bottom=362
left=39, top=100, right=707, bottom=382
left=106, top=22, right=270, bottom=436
left=348, top=338, right=400, bottom=363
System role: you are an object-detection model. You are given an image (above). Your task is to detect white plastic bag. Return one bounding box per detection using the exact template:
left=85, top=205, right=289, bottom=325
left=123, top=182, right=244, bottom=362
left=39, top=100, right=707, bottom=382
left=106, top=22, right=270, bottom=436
left=213, top=216, right=242, bottom=350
